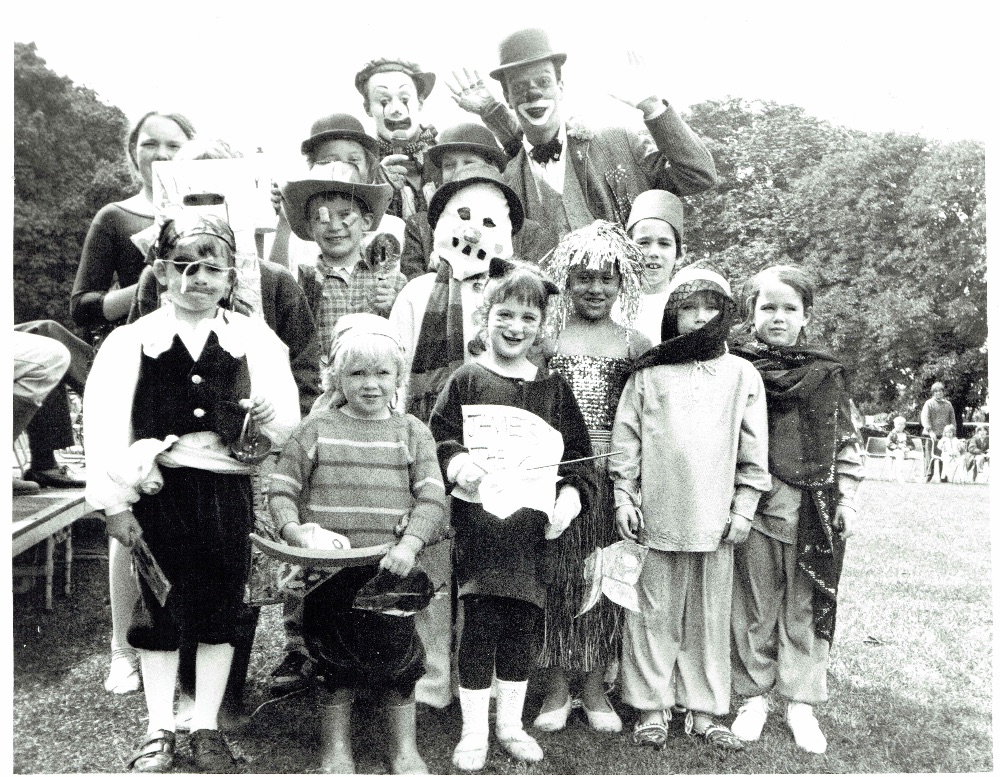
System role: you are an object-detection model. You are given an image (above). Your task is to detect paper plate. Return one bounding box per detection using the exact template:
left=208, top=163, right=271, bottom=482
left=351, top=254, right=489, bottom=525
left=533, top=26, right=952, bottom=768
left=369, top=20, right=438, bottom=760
left=249, top=533, right=390, bottom=568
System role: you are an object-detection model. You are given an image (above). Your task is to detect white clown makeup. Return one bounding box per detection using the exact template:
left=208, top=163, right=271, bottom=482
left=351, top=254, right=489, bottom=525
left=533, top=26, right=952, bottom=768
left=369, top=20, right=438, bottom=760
left=365, top=71, right=423, bottom=143
left=432, top=184, right=514, bottom=280
left=504, top=60, right=563, bottom=141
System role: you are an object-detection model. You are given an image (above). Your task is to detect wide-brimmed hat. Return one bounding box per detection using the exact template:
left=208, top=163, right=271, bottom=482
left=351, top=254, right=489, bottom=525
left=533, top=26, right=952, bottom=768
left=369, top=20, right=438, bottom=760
left=353, top=566, right=437, bottom=615
left=355, top=58, right=436, bottom=101
left=300, top=113, right=379, bottom=157
left=489, top=28, right=567, bottom=82
left=281, top=161, right=393, bottom=240
left=426, top=123, right=507, bottom=172
left=626, top=190, right=684, bottom=244
left=427, top=164, right=524, bottom=234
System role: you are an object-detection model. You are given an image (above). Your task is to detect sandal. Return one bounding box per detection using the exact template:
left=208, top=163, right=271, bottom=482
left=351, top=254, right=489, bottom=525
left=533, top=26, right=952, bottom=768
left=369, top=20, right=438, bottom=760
left=631, top=710, right=669, bottom=749
left=697, top=722, right=745, bottom=751
left=127, top=729, right=176, bottom=773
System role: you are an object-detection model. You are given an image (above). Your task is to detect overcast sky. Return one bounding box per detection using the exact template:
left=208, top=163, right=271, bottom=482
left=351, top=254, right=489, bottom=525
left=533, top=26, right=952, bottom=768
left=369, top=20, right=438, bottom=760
left=11, top=0, right=991, bottom=180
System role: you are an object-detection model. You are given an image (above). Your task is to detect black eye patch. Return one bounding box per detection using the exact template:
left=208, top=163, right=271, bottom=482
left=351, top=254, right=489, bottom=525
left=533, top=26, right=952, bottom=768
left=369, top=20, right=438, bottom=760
left=458, top=207, right=471, bottom=221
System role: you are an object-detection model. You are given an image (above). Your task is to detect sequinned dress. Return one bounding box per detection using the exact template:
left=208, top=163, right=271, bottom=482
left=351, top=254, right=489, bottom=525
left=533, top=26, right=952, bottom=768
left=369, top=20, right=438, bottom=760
left=540, top=351, right=632, bottom=670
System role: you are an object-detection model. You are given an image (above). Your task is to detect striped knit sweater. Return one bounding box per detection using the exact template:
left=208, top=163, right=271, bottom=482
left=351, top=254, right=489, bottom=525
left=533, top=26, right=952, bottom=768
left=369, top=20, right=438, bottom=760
left=270, top=410, right=446, bottom=548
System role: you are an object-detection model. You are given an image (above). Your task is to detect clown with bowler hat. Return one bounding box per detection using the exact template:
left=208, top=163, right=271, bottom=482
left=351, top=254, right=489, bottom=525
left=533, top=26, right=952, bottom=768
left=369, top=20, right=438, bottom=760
left=448, top=27, right=718, bottom=257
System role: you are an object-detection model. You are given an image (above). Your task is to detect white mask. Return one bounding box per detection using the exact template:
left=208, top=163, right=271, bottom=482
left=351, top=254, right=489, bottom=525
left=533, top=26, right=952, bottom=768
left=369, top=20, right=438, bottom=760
left=433, top=184, right=513, bottom=280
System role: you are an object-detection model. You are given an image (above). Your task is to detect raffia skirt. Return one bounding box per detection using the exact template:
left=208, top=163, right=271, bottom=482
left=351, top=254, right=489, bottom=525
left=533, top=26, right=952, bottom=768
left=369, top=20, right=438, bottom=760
left=537, top=430, right=621, bottom=672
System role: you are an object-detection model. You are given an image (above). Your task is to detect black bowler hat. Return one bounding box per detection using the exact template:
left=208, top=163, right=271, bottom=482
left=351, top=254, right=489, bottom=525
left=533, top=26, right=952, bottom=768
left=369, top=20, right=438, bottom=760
left=300, top=113, right=379, bottom=157
left=489, top=28, right=567, bottom=82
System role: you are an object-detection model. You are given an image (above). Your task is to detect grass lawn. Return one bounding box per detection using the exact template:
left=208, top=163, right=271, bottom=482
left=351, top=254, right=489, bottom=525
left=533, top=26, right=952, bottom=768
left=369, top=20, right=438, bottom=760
left=11, top=478, right=992, bottom=774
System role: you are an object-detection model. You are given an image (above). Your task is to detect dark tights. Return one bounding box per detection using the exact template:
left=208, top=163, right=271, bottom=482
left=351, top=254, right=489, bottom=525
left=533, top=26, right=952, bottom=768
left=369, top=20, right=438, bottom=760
left=458, top=595, right=541, bottom=690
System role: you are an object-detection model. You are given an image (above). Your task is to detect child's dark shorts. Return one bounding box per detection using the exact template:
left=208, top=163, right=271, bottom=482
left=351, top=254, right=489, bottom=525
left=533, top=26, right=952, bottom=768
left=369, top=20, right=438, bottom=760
left=303, top=564, right=425, bottom=698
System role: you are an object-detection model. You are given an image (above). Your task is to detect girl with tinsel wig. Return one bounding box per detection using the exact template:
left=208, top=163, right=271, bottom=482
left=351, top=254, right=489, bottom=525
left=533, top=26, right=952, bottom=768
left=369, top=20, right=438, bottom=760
left=728, top=264, right=863, bottom=754
left=533, top=221, right=651, bottom=734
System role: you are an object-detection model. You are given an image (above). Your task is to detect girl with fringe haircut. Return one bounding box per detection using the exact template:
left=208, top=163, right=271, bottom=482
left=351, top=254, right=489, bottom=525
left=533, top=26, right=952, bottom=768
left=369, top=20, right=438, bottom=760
left=430, top=260, right=595, bottom=771
left=728, top=264, right=863, bottom=754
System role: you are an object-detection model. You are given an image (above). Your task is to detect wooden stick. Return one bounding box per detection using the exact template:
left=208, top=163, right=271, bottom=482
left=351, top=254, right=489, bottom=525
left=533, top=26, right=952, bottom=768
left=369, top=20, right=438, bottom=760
left=525, top=450, right=623, bottom=470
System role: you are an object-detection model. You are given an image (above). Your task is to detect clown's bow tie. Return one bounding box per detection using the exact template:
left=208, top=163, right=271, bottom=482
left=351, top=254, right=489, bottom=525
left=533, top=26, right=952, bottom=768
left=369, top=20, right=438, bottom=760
left=529, top=136, right=562, bottom=165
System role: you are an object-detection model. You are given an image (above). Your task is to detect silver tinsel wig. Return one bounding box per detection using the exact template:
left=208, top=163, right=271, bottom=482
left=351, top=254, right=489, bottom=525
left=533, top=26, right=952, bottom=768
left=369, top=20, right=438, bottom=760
left=541, top=219, right=645, bottom=334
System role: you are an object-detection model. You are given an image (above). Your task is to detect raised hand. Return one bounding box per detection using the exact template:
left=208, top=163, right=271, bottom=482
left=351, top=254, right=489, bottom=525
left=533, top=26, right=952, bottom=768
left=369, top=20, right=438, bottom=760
left=607, top=49, right=661, bottom=114
left=446, top=68, right=500, bottom=116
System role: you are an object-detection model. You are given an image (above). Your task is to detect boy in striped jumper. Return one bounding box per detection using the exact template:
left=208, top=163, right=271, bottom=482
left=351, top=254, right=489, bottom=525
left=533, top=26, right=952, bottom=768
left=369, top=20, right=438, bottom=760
left=269, top=314, right=445, bottom=774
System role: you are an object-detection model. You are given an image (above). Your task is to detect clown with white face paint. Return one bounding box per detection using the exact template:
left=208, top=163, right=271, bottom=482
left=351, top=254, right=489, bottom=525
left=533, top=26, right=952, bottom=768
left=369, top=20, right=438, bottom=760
left=449, top=28, right=719, bottom=256
left=390, top=164, right=524, bottom=422
left=355, top=58, right=440, bottom=221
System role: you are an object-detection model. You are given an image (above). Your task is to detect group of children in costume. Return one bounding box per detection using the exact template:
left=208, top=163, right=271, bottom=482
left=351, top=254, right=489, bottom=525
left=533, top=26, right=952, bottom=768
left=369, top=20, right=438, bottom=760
left=82, top=42, right=864, bottom=777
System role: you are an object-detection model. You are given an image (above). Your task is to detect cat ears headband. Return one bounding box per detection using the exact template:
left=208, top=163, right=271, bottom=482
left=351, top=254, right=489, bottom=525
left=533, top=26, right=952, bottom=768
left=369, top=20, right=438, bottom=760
left=488, top=257, right=560, bottom=297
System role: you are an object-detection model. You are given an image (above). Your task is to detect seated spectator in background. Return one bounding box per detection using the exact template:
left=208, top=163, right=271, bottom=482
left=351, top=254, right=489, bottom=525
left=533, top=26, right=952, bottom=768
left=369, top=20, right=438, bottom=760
left=886, top=415, right=919, bottom=483
left=13, top=325, right=75, bottom=494
left=400, top=122, right=549, bottom=280
left=965, top=427, right=989, bottom=482
left=920, top=381, right=957, bottom=481
left=936, top=424, right=964, bottom=483
left=13, top=321, right=90, bottom=492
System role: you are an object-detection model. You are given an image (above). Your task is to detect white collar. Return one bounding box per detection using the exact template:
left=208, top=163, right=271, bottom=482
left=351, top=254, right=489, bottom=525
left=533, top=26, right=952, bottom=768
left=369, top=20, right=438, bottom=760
left=137, top=304, right=250, bottom=360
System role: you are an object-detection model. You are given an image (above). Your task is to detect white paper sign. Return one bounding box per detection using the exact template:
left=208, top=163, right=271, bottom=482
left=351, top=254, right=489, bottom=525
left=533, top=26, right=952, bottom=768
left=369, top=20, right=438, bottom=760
left=455, top=404, right=563, bottom=519
left=152, top=157, right=275, bottom=256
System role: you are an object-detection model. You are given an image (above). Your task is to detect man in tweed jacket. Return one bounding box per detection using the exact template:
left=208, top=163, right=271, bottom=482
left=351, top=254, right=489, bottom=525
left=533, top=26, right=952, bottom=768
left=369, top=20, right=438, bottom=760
left=453, top=28, right=717, bottom=260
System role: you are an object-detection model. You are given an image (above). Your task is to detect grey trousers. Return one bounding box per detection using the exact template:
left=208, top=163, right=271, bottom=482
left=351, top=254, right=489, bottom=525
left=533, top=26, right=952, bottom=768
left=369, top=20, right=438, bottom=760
left=731, top=528, right=830, bottom=704
left=621, top=546, right=733, bottom=716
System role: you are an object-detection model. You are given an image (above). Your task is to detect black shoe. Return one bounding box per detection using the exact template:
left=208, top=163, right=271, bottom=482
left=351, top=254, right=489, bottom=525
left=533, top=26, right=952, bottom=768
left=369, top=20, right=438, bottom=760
left=190, top=729, right=240, bottom=773
left=268, top=651, right=313, bottom=694
left=24, top=465, right=86, bottom=488
left=13, top=477, right=41, bottom=496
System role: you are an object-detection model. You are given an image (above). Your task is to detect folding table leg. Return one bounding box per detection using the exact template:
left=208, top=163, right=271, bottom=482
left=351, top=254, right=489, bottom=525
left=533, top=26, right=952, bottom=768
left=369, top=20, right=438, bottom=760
left=65, top=529, right=74, bottom=596
left=45, top=536, right=55, bottom=611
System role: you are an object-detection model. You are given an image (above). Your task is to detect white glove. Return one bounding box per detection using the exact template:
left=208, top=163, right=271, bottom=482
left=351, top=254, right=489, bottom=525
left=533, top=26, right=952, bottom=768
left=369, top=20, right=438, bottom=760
left=448, top=453, right=487, bottom=492
left=546, top=486, right=582, bottom=539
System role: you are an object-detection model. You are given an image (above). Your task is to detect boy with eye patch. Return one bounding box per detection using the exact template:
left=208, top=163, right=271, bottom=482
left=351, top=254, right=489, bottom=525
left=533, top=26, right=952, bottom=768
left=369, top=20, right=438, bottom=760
left=281, top=162, right=406, bottom=362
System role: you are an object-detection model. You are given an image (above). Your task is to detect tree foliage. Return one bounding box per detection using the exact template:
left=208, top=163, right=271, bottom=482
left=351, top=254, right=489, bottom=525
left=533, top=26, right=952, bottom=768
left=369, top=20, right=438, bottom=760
left=12, top=56, right=986, bottom=425
left=13, top=41, right=136, bottom=330
left=683, top=100, right=987, bottom=427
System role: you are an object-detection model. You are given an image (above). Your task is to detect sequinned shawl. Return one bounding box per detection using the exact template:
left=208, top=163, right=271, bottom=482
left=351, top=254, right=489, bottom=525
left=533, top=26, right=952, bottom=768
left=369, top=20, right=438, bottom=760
left=730, top=337, right=858, bottom=642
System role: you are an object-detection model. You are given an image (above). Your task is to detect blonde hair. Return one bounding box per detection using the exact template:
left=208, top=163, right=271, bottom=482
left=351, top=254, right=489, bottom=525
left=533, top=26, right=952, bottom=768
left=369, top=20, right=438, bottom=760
left=318, top=332, right=406, bottom=412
